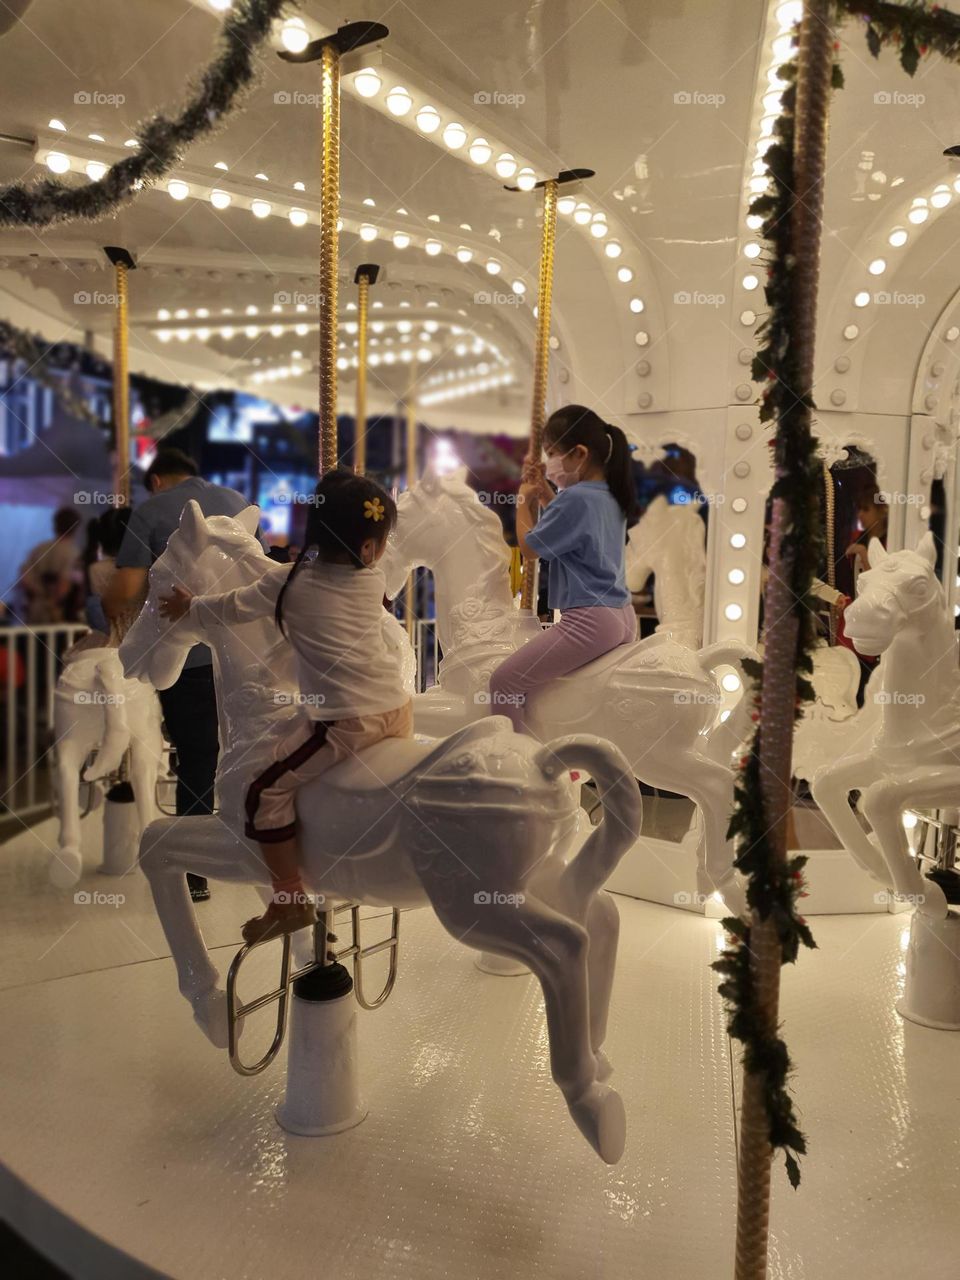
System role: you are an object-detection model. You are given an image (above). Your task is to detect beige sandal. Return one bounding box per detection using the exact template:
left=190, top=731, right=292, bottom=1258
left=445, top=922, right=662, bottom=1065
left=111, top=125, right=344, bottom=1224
left=241, top=898, right=317, bottom=945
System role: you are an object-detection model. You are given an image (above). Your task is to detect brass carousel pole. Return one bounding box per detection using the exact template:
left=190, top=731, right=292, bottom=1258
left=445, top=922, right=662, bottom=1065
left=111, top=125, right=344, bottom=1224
left=279, top=22, right=388, bottom=474
left=513, top=168, right=593, bottom=612
left=353, top=263, right=380, bottom=474
left=734, top=6, right=834, bottom=1277
left=404, top=373, right=417, bottom=638
left=103, top=246, right=136, bottom=505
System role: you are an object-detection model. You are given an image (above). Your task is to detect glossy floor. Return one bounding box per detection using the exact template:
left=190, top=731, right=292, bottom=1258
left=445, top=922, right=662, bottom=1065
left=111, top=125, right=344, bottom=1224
left=0, top=814, right=958, bottom=1279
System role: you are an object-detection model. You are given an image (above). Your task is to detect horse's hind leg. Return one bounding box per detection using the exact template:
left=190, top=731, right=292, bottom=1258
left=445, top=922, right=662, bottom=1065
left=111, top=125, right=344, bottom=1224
left=423, top=882, right=625, bottom=1163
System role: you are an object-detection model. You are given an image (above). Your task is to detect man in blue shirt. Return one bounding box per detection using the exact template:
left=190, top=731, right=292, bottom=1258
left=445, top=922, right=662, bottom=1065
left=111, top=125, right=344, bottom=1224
left=105, top=449, right=261, bottom=901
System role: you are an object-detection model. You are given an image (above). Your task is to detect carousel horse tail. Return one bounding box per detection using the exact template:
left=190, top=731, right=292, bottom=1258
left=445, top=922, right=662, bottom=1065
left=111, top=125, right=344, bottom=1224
left=536, top=736, right=642, bottom=904
left=697, top=640, right=758, bottom=765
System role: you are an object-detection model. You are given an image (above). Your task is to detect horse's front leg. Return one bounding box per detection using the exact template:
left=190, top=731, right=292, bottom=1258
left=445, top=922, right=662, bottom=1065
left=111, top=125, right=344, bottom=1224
left=140, top=824, right=229, bottom=1048
left=860, top=769, right=953, bottom=918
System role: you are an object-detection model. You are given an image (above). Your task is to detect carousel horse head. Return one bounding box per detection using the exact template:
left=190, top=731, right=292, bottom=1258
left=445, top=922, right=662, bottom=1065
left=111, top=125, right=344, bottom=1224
left=381, top=466, right=511, bottom=600
left=843, top=532, right=942, bottom=657
left=121, top=500, right=264, bottom=689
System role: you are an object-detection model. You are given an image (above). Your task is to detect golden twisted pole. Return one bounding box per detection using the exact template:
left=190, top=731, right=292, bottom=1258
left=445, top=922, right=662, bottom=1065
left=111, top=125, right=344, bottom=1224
left=734, top=5, right=834, bottom=1278
left=104, top=246, right=135, bottom=505
left=519, top=177, right=559, bottom=611
left=355, top=272, right=369, bottom=474
left=317, top=40, right=341, bottom=475
left=404, top=379, right=417, bottom=638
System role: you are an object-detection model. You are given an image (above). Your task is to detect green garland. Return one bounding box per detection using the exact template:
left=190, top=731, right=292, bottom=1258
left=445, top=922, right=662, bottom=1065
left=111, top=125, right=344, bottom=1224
left=0, top=319, right=106, bottom=429
left=716, top=0, right=957, bottom=1192
left=0, top=0, right=290, bottom=229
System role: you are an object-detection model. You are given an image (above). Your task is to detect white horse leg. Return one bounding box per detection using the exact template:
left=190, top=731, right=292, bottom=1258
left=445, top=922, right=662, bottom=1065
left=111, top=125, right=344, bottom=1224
left=51, top=739, right=87, bottom=888
left=140, top=831, right=228, bottom=1048
left=128, top=715, right=163, bottom=842
left=811, top=753, right=888, bottom=882
left=425, top=882, right=625, bottom=1163
left=860, top=773, right=950, bottom=919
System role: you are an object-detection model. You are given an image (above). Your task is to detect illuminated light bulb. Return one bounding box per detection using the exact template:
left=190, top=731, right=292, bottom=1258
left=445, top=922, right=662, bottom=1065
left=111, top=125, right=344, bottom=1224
left=197, top=327, right=210, bottom=341
left=634, top=331, right=649, bottom=346
left=369, top=353, right=381, bottom=367
left=174, top=309, right=189, bottom=320
left=888, top=227, right=908, bottom=247
left=417, top=346, right=432, bottom=361
left=176, top=328, right=191, bottom=342
left=244, top=326, right=259, bottom=338
left=392, top=230, right=410, bottom=249
left=486, top=259, right=502, bottom=275
left=157, top=308, right=171, bottom=320
left=167, top=179, right=189, bottom=200
left=384, top=351, right=396, bottom=364
left=251, top=199, right=272, bottom=218
left=442, top=121, right=467, bottom=149
left=245, top=305, right=258, bottom=316
left=397, top=320, right=413, bottom=333
left=742, top=274, right=759, bottom=291
left=295, top=324, right=308, bottom=336
left=469, top=138, right=492, bottom=165
left=727, top=569, right=746, bottom=586
left=197, top=308, right=209, bottom=318
left=353, top=67, right=381, bottom=98
left=749, top=177, right=769, bottom=194
left=214, top=160, right=228, bottom=170
left=776, top=1, right=803, bottom=27
left=730, top=532, right=746, bottom=549
left=495, top=152, right=517, bottom=178
left=903, top=812, right=918, bottom=830
left=359, top=223, right=377, bottom=242
left=288, top=207, right=308, bottom=226
left=344, top=321, right=358, bottom=334
left=255, top=172, right=268, bottom=181
left=270, top=325, right=283, bottom=337
left=908, top=202, right=929, bottom=224
left=220, top=326, right=234, bottom=339
left=772, top=34, right=795, bottom=60
left=293, top=181, right=305, bottom=191
left=45, top=151, right=70, bottom=173
left=85, top=161, right=107, bottom=181
left=386, top=85, right=412, bottom=116
left=210, top=189, right=232, bottom=210
left=629, top=297, right=644, bottom=313
left=932, top=186, right=952, bottom=208
left=48, top=118, right=66, bottom=131
left=208, top=0, right=232, bottom=10
left=604, top=240, right=623, bottom=259
left=759, top=115, right=777, bottom=138
left=617, top=266, right=634, bottom=283
left=853, top=290, right=871, bottom=307
left=724, top=603, right=743, bottom=621
left=843, top=323, right=859, bottom=339
left=424, top=238, right=442, bottom=256
left=516, top=166, right=537, bottom=191
left=88, top=132, right=105, bottom=143
left=557, top=194, right=576, bottom=215
left=281, top=17, right=309, bottom=53
left=744, top=242, right=762, bottom=259
left=746, top=213, right=763, bottom=230
left=456, top=246, right=473, bottom=263
left=762, top=91, right=784, bottom=114
left=123, top=138, right=138, bottom=148
left=512, top=280, right=526, bottom=294
left=337, top=356, right=348, bottom=370
left=868, top=257, right=886, bottom=275
left=416, top=104, right=440, bottom=133
left=590, top=217, right=608, bottom=238
left=156, top=329, right=172, bottom=342
left=721, top=672, right=743, bottom=694
left=573, top=202, right=592, bottom=225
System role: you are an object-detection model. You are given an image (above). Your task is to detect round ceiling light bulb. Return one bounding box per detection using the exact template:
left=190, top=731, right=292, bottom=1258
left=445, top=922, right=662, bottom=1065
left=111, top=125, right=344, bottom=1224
left=511, top=279, right=526, bottom=294
left=495, top=153, right=517, bottom=178
left=359, top=223, right=377, bottom=242
left=416, top=104, right=440, bottom=133
left=557, top=194, right=576, bottom=215
left=853, top=290, right=871, bottom=307
left=516, top=167, right=537, bottom=192
left=724, top=603, right=744, bottom=622
left=385, top=86, right=412, bottom=116
left=442, top=121, right=467, bottom=149
left=573, top=202, right=592, bottom=225
left=730, top=532, right=747, bottom=549
left=486, top=259, right=502, bottom=275
left=280, top=17, right=309, bottom=53
left=932, top=187, right=952, bottom=209
left=888, top=227, right=908, bottom=247
left=85, top=161, right=107, bottom=181
left=354, top=68, right=382, bottom=98
left=456, top=246, right=472, bottom=263
left=742, top=273, right=759, bottom=291
left=629, top=297, right=644, bottom=313
left=743, top=242, right=762, bottom=259
left=469, top=138, right=492, bottom=165
left=425, top=238, right=442, bottom=256
left=48, top=118, right=66, bottom=131
left=868, top=257, right=886, bottom=275
left=393, top=231, right=410, bottom=249
left=210, top=189, right=232, bottom=210
left=617, top=266, right=634, bottom=283
left=251, top=199, right=272, bottom=218
left=167, top=179, right=189, bottom=200
left=604, top=240, right=623, bottom=259
left=288, top=207, right=308, bottom=226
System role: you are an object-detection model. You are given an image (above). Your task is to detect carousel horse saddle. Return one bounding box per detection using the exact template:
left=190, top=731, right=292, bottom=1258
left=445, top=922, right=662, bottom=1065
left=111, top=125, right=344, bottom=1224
left=312, top=715, right=511, bottom=794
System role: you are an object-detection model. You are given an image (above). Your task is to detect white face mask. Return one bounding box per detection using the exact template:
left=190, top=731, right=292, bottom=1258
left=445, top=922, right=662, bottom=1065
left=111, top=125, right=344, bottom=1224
left=545, top=451, right=575, bottom=489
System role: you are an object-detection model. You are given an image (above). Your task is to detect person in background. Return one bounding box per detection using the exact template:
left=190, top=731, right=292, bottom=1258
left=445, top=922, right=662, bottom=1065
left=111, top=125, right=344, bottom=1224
left=16, top=506, right=82, bottom=625
left=843, top=487, right=889, bottom=584
left=489, top=404, right=639, bottom=733
left=103, top=449, right=264, bottom=903
left=83, top=508, right=133, bottom=640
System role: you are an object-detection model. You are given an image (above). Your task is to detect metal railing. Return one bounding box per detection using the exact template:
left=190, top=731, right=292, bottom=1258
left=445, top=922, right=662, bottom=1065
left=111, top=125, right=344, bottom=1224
left=2, top=623, right=89, bottom=821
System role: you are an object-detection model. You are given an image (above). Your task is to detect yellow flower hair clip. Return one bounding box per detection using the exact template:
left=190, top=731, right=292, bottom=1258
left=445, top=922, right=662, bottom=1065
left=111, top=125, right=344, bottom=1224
left=364, top=497, right=385, bottom=522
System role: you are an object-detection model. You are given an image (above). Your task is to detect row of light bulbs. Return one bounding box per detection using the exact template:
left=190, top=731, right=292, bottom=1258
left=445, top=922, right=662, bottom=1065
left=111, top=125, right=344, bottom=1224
left=419, top=372, right=515, bottom=407
left=847, top=180, right=960, bottom=310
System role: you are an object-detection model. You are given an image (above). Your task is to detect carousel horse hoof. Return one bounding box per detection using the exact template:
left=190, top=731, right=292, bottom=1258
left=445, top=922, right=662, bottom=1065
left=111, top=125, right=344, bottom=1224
left=241, top=900, right=317, bottom=945
left=916, top=876, right=949, bottom=920
left=594, top=1048, right=614, bottom=1082
left=191, top=987, right=232, bottom=1049
left=568, top=1082, right=626, bottom=1164
left=49, top=847, right=83, bottom=889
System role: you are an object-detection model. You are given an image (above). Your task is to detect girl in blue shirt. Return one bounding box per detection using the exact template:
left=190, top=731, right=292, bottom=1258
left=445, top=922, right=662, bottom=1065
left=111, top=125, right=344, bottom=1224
left=490, top=404, right=639, bottom=731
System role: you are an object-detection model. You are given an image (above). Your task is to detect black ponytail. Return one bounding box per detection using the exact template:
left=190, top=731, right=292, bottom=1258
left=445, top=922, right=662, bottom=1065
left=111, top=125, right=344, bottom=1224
left=274, top=468, right=398, bottom=636
left=543, top=404, right=639, bottom=528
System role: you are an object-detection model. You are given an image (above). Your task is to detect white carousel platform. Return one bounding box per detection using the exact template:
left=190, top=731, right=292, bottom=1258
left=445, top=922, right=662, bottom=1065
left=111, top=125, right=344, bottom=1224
left=1, top=814, right=959, bottom=1279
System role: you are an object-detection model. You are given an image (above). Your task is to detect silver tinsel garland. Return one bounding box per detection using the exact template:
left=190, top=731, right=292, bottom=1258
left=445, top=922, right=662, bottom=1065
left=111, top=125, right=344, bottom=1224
left=0, top=0, right=292, bottom=229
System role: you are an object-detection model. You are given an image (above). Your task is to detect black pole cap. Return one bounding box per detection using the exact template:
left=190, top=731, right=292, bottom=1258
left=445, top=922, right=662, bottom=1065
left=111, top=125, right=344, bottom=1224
left=503, top=167, right=595, bottom=193
left=354, top=263, right=380, bottom=284
left=278, top=21, right=389, bottom=63
left=293, top=961, right=354, bottom=1002
left=103, top=246, right=137, bottom=270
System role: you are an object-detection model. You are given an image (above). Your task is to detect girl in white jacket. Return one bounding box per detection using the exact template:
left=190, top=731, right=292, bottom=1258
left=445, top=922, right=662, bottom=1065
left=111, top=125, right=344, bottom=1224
left=160, top=470, right=411, bottom=944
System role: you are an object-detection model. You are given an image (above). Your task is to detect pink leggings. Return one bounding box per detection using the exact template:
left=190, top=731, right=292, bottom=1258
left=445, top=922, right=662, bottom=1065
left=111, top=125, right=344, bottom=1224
left=489, top=602, right=636, bottom=733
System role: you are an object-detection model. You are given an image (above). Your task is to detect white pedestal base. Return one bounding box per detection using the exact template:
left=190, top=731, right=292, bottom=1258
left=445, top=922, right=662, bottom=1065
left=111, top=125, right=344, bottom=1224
left=897, top=907, right=960, bottom=1030
left=275, top=979, right=367, bottom=1136
left=98, top=794, right=140, bottom=877
left=475, top=952, right=530, bottom=977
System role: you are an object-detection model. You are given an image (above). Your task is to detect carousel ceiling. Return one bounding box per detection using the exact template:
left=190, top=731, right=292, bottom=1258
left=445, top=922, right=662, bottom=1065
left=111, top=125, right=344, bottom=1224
left=1, top=0, right=960, bottom=434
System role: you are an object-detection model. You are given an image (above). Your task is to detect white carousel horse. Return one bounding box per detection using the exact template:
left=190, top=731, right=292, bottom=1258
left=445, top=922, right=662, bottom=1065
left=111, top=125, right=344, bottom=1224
left=811, top=533, right=953, bottom=919
left=380, top=469, right=757, bottom=913
left=50, top=643, right=163, bottom=889
left=625, top=494, right=706, bottom=648
left=119, top=502, right=644, bottom=1163
left=791, top=640, right=863, bottom=786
